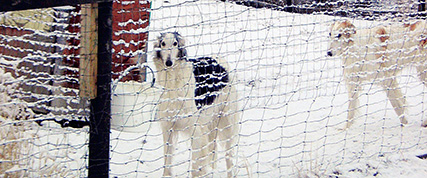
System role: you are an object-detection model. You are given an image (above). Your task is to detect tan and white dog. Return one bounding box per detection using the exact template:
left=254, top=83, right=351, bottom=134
left=327, top=20, right=427, bottom=129
left=153, top=32, right=239, bottom=177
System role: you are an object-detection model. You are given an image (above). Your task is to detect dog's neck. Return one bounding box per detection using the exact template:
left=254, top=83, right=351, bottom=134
left=155, top=60, right=194, bottom=90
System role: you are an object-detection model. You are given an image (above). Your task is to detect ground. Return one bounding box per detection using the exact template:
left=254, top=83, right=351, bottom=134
left=110, top=0, right=427, bottom=177
left=0, top=0, right=426, bottom=177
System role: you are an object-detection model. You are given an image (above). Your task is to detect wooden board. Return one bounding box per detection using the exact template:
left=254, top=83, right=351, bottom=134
left=79, top=3, right=98, bottom=99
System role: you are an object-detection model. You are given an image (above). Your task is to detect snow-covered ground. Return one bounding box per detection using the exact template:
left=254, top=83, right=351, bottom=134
left=109, top=0, right=427, bottom=177
left=0, top=68, right=88, bottom=177
left=0, top=0, right=426, bottom=177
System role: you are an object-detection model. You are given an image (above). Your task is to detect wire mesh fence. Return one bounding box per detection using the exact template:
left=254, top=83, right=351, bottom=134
left=0, top=5, right=90, bottom=176
left=111, top=0, right=427, bottom=177
left=0, top=0, right=426, bottom=177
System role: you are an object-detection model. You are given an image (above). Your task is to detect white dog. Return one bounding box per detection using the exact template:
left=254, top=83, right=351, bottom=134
left=327, top=20, right=427, bottom=129
left=153, top=32, right=239, bottom=177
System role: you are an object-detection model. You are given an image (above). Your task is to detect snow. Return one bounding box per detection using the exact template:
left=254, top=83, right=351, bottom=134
left=0, top=68, right=87, bottom=177
left=0, top=0, right=425, bottom=177
left=110, top=0, right=427, bottom=177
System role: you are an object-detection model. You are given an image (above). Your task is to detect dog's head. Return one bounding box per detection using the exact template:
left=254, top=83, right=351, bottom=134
left=327, top=20, right=356, bottom=57
left=153, top=32, right=187, bottom=68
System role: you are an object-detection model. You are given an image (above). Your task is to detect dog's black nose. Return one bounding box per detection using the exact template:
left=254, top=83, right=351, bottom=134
left=165, top=60, right=173, bottom=67
left=327, top=51, right=333, bottom=56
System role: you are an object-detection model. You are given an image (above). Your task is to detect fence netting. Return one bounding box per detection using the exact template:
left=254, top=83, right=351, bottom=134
left=111, top=0, right=427, bottom=177
left=0, top=5, right=89, bottom=176
left=1, top=0, right=426, bottom=177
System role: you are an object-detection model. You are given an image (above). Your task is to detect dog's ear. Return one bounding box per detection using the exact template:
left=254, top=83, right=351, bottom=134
left=155, top=50, right=162, bottom=59
left=339, top=20, right=356, bottom=38
left=340, top=20, right=355, bottom=29
left=153, top=35, right=162, bottom=49
left=376, top=27, right=389, bottom=43
left=178, top=48, right=187, bottom=59
left=153, top=35, right=162, bottom=59
left=176, top=33, right=186, bottom=47
left=404, top=21, right=422, bottom=31
left=175, top=33, right=187, bottom=59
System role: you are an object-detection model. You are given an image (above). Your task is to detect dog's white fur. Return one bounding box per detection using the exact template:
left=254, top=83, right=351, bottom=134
left=153, top=32, right=239, bottom=177
left=327, top=20, right=427, bottom=129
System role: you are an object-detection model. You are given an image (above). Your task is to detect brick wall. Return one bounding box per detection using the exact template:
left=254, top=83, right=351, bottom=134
left=0, top=1, right=150, bottom=116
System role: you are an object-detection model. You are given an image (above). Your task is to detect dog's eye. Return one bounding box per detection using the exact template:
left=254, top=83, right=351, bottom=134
left=161, top=42, right=166, bottom=47
left=336, top=34, right=342, bottom=39
left=329, top=33, right=331, bottom=36
left=173, top=42, right=178, bottom=46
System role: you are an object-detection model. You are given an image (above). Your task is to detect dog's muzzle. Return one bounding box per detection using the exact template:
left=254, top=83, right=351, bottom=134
left=165, top=60, right=173, bottom=67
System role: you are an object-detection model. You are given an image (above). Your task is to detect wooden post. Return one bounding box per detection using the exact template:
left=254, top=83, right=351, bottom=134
left=79, top=3, right=98, bottom=99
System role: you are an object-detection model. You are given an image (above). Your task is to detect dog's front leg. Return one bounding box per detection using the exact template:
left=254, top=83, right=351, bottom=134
left=189, top=125, right=211, bottom=177
left=217, top=113, right=239, bottom=178
left=345, top=81, right=361, bottom=129
left=221, top=123, right=237, bottom=178
left=381, top=78, right=408, bottom=125
left=162, top=123, right=177, bottom=177
left=207, top=124, right=218, bottom=170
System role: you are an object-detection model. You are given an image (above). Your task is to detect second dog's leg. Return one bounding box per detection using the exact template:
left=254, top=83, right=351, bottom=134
left=218, top=113, right=239, bottom=178
left=190, top=126, right=211, bottom=177
left=162, top=123, right=177, bottom=177
left=207, top=125, right=218, bottom=170
left=345, top=81, right=361, bottom=129
left=381, top=78, right=408, bottom=124
left=221, top=125, right=237, bottom=178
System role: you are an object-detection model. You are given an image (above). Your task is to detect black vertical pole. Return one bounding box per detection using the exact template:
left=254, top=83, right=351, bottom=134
left=419, top=0, right=426, bottom=16
left=286, top=0, right=293, bottom=13
left=89, top=1, right=112, bottom=177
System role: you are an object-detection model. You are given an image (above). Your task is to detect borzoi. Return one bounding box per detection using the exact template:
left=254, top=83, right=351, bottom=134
left=327, top=20, right=427, bottom=129
left=153, top=32, right=239, bottom=177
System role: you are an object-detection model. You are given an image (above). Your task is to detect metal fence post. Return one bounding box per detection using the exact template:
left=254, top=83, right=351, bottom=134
left=286, top=0, right=293, bottom=12
left=89, top=1, right=112, bottom=177
left=419, top=0, right=426, bottom=16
